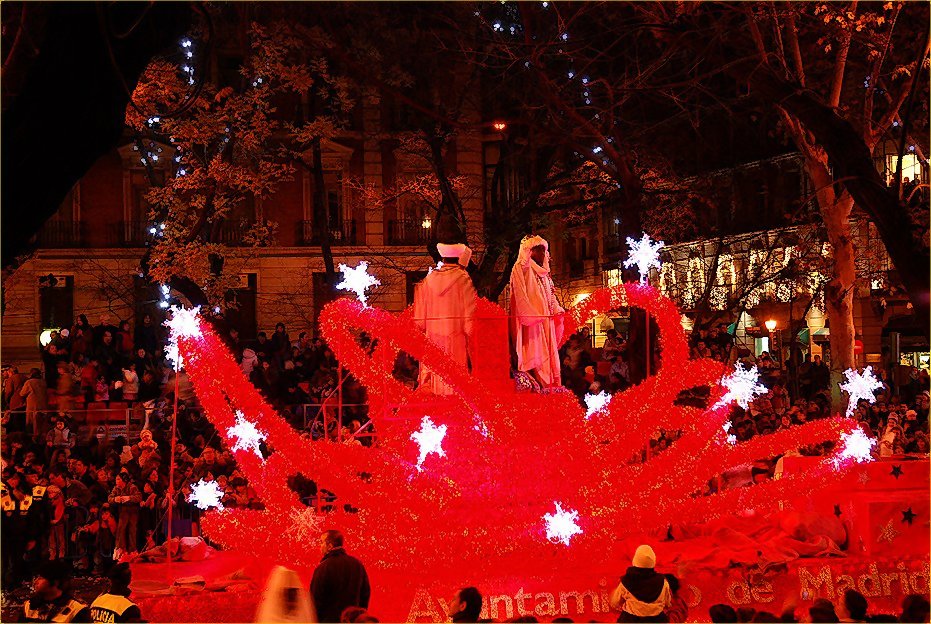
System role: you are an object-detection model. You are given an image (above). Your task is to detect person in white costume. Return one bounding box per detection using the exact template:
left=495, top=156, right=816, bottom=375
left=508, top=235, right=565, bottom=388
left=255, top=565, right=316, bottom=622
left=413, top=243, right=477, bottom=395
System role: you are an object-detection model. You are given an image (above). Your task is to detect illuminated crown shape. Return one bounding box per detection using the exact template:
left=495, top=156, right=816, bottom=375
left=177, top=283, right=856, bottom=581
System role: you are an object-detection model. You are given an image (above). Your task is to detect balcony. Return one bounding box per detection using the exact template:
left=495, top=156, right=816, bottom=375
left=34, top=220, right=85, bottom=247
left=298, top=220, right=358, bottom=246
left=387, top=219, right=435, bottom=246
left=108, top=221, right=151, bottom=247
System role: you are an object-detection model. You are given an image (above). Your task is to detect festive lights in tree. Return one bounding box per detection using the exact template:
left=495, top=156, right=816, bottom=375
left=188, top=479, right=225, bottom=510
left=543, top=502, right=583, bottom=546
left=623, top=233, right=664, bottom=283
left=715, top=363, right=768, bottom=410
left=227, top=411, right=268, bottom=459
left=163, top=305, right=202, bottom=370
left=176, top=280, right=858, bottom=580
left=839, top=366, right=884, bottom=417
left=336, top=262, right=381, bottom=307
left=410, top=416, right=447, bottom=472
left=583, top=391, right=612, bottom=419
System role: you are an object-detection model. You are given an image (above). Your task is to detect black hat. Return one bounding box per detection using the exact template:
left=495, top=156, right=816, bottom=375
left=108, top=562, right=132, bottom=587
left=37, top=560, right=71, bottom=584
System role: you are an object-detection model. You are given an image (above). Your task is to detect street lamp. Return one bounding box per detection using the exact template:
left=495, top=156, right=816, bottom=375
left=764, top=319, right=777, bottom=359
left=492, top=120, right=507, bottom=131
left=421, top=217, right=432, bottom=230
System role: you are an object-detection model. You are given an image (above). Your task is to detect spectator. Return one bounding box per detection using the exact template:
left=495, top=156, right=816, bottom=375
left=21, top=368, right=49, bottom=437
left=18, top=560, right=92, bottom=622
left=709, top=604, right=738, bottom=623
left=116, top=321, right=134, bottom=360
left=256, top=565, right=315, bottom=623
left=448, top=587, right=483, bottom=623
left=838, top=589, right=868, bottom=623
left=900, top=595, right=930, bottom=624
left=45, top=484, right=66, bottom=560
left=609, top=545, right=671, bottom=622
left=134, top=314, right=158, bottom=357
left=55, top=362, right=76, bottom=417
left=810, top=598, right=840, bottom=623
left=108, top=472, right=141, bottom=558
left=121, top=365, right=139, bottom=402
left=88, top=562, right=143, bottom=623
left=310, top=529, right=371, bottom=623
left=46, top=420, right=75, bottom=451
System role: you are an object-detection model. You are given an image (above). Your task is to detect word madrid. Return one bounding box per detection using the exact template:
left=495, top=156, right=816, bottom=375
left=405, top=561, right=930, bottom=622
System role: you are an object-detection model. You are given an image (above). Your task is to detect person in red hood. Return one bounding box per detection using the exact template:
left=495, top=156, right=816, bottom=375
left=609, top=545, right=671, bottom=622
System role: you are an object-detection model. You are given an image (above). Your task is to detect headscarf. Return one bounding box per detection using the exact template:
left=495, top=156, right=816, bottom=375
left=255, top=566, right=316, bottom=623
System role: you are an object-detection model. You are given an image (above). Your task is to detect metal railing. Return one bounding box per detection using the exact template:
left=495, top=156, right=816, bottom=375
left=2, top=406, right=144, bottom=441
left=387, top=219, right=434, bottom=246
left=110, top=221, right=151, bottom=246
left=34, top=221, right=85, bottom=247
left=298, top=220, right=358, bottom=246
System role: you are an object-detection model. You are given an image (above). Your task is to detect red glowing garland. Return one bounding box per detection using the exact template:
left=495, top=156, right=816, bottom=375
left=177, top=283, right=857, bottom=580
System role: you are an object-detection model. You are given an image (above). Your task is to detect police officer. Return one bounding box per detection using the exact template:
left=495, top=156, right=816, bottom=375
left=19, top=560, right=92, bottom=622
left=89, top=563, right=142, bottom=623
left=1, top=467, right=28, bottom=585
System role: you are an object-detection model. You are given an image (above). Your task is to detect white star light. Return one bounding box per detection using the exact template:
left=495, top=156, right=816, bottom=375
left=715, top=363, right=768, bottom=410
left=831, top=428, right=876, bottom=468
left=623, top=233, right=664, bottom=283
left=543, top=502, right=583, bottom=546
left=188, top=479, right=224, bottom=510
left=583, top=391, right=612, bottom=419
left=163, top=305, right=202, bottom=370
left=410, top=416, right=447, bottom=471
left=839, top=366, right=884, bottom=417
left=336, top=261, right=381, bottom=306
left=227, top=411, right=267, bottom=459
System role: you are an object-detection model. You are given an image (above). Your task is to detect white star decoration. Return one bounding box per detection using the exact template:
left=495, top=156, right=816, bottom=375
left=623, top=233, right=664, bottom=283
left=188, top=479, right=224, bottom=510
left=163, top=305, right=202, bottom=370
left=584, top=391, right=612, bottom=419
left=715, top=363, right=768, bottom=410
left=543, top=502, right=583, bottom=546
left=282, top=506, right=324, bottom=543
left=839, top=366, right=883, bottom=418
left=831, top=428, right=876, bottom=468
left=410, top=416, right=447, bottom=471
left=227, top=411, right=267, bottom=459
left=336, top=261, right=381, bottom=306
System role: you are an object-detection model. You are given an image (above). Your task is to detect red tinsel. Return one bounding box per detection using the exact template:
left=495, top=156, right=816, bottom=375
left=178, top=283, right=857, bottom=581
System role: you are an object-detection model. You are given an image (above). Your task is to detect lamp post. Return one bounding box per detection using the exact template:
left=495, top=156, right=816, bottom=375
left=765, top=319, right=777, bottom=360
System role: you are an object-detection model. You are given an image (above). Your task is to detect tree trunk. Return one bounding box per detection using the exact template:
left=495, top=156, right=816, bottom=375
left=808, top=157, right=856, bottom=411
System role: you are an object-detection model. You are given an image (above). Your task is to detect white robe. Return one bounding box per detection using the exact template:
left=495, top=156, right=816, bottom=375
left=509, top=238, right=565, bottom=387
left=413, top=265, right=477, bottom=395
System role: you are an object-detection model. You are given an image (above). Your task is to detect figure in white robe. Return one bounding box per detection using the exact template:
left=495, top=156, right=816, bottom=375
left=508, top=235, right=565, bottom=388
left=413, top=243, right=477, bottom=395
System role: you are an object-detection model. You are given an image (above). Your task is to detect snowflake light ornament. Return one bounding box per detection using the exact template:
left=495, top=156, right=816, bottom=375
left=188, top=479, right=224, bottom=510
left=839, top=366, right=883, bottom=417
left=163, top=305, right=202, bottom=370
left=831, top=427, right=876, bottom=468
left=583, top=391, right=612, bottom=419
left=336, top=261, right=381, bottom=307
left=410, top=416, right=447, bottom=471
left=623, top=233, right=664, bottom=283
left=227, top=411, right=267, bottom=459
left=715, top=363, right=767, bottom=410
left=543, top=502, right=582, bottom=546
